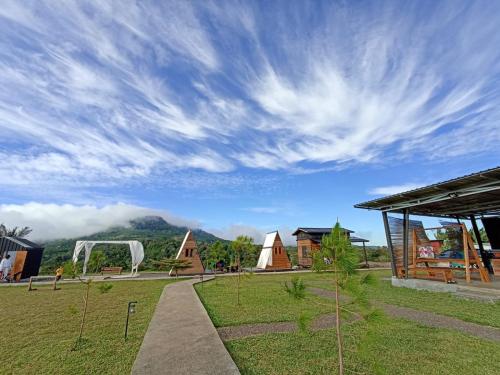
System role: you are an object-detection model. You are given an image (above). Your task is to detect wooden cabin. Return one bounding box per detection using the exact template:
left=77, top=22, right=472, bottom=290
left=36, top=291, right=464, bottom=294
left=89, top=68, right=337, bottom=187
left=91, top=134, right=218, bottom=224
left=172, top=230, right=205, bottom=275
left=293, top=227, right=366, bottom=267
left=256, top=231, right=291, bottom=271
left=0, top=237, right=44, bottom=281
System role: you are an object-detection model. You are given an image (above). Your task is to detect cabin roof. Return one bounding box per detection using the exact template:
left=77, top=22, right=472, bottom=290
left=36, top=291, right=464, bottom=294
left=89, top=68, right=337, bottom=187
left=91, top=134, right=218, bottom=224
left=0, top=236, right=44, bottom=252
left=292, top=227, right=354, bottom=236
left=263, top=231, right=278, bottom=248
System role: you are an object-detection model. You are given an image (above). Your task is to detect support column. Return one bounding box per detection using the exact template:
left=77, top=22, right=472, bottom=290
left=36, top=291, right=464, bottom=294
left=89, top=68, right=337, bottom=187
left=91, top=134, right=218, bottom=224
left=362, top=241, right=369, bottom=268
left=382, top=212, right=397, bottom=277
left=470, top=215, right=492, bottom=274
left=403, top=209, right=410, bottom=279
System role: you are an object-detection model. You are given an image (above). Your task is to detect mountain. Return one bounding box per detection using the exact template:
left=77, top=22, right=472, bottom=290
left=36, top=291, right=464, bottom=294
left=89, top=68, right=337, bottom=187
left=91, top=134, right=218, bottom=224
left=40, top=216, right=225, bottom=272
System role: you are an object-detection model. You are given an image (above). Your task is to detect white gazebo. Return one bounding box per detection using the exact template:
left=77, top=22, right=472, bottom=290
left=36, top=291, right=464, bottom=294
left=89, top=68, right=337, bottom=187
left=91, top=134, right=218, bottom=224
left=72, top=240, right=144, bottom=277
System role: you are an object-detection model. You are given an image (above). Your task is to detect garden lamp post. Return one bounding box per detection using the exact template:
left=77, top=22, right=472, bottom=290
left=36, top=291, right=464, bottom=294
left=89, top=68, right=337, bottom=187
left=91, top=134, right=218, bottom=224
left=124, top=301, right=138, bottom=340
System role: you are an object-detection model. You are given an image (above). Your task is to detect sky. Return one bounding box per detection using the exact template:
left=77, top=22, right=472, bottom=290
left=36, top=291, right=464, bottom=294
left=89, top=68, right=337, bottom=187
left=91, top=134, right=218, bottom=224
left=0, top=0, right=499, bottom=244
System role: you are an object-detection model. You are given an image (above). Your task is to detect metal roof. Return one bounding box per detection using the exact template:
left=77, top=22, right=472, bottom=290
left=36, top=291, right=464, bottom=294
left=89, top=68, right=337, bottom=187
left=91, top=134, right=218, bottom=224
left=355, top=166, right=500, bottom=218
left=349, top=236, right=369, bottom=243
left=292, top=227, right=354, bottom=235
left=1, top=236, right=43, bottom=249
left=0, top=236, right=44, bottom=258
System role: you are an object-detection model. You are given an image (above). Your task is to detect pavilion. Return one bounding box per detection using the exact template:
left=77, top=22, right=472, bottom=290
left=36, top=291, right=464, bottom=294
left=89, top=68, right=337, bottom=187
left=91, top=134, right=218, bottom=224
left=355, top=167, right=500, bottom=284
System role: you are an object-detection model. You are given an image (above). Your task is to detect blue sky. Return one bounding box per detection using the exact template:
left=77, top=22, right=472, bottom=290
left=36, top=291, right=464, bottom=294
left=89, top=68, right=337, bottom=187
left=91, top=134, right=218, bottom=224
left=0, top=1, right=499, bottom=244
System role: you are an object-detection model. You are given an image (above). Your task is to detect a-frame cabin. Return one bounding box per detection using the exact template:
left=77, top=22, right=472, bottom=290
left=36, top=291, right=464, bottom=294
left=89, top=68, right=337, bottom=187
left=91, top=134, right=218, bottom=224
left=171, top=230, right=205, bottom=275
left=256, top=231, right=291, bottom=271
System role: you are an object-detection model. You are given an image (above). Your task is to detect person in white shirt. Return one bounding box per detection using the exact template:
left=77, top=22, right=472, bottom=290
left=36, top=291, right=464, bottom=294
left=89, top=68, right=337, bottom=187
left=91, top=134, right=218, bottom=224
left=0, top=254, right=12, bottom=281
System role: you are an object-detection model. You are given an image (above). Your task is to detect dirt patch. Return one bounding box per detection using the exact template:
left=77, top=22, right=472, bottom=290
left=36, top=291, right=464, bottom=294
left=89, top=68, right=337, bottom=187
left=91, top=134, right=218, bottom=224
left=381, top=303, right=500, bottom=342
left=217, top=312, right=360, bottom=341
left=218, top=321, right=296, bottom=341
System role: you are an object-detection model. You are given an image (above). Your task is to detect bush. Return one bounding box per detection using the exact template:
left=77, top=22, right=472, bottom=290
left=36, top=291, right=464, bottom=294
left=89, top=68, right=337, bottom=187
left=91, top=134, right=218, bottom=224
left=284, top=277, right=306, bottom=299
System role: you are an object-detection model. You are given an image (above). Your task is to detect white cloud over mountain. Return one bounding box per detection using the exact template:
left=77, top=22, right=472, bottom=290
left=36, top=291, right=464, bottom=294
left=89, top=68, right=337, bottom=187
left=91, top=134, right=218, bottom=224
left=0, top=202, right=198, bottom=241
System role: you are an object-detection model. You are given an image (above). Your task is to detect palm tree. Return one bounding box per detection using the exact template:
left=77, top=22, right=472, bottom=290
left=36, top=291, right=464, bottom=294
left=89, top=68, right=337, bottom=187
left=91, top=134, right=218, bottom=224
left=0, top=224, right=32, bottom=238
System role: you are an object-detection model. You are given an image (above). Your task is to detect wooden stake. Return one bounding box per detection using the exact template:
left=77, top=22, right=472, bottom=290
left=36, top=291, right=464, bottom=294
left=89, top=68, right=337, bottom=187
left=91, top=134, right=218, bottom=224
left=462, top=224, right=470, bottom=283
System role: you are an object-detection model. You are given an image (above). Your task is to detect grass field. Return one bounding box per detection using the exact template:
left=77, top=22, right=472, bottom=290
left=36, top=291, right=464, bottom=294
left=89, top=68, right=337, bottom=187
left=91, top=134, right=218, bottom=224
left=306, top=270, right=500, bottom=328
left=0, top=279, right=177, bottom=375
left=196, top=271, right=500, bottom=375
left=195, top=273, right=338, bottom=327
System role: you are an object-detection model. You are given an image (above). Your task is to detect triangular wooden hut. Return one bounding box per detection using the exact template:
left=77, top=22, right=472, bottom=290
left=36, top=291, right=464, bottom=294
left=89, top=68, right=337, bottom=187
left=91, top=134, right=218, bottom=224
left=171, top=230, right=205, bottom=275
left=256, top=231, right=291, bottom=271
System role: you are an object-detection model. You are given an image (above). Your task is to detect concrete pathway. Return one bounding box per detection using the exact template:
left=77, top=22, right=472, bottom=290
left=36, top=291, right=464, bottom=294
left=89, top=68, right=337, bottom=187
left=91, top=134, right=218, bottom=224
left=131, top=277, right=240, bottom=375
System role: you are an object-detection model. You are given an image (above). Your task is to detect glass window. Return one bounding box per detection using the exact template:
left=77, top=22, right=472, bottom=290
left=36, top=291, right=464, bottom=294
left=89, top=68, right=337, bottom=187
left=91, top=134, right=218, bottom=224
left=302, top=246, right=309, bottom=257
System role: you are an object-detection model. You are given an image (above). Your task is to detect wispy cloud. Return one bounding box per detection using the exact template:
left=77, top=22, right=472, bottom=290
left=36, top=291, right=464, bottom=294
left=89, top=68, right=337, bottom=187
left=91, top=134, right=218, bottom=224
left=246, top=206, right=281, bottom=214
left=0, top=0, right=499, bottom=192
left=369, top=183, right=425, bottom=196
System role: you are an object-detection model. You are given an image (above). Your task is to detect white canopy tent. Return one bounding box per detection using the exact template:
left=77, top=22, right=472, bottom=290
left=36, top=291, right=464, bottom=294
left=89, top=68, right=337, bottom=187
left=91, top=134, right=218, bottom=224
left=72, top=240, right=144, bottom=277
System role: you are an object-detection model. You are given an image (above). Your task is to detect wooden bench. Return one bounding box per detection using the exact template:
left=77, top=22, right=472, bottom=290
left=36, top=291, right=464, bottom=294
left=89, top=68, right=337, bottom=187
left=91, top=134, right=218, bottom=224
left=101, top=267, right=123, bottom=275
left=398, top=266, right=455, bottom=283
left=492, top=259, right=500, bottom=276
left=28, top=276, right=59, bottom=291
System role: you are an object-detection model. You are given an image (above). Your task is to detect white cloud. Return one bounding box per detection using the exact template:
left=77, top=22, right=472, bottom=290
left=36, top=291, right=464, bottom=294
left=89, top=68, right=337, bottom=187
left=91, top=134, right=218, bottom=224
left=369, top=183, right=425, bottom=196
left=0, top=202, right=198, bottom=241
left=246, top=206, right=281, bottom=214
left=211, top=224, right=296, bottom=246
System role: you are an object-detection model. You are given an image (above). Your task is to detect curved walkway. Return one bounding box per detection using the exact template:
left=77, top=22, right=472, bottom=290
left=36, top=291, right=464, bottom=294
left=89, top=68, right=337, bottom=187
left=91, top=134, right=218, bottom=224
left=308, top=287, right=500, bottom=342
left=132, top=277, right=240, bottom=375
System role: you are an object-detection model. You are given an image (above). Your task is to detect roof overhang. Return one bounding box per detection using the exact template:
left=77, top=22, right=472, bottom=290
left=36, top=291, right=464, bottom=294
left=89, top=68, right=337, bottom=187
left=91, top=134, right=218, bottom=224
left=354, top=167, right=500, bottom=218
left=292, top=227, right=354, bottom=236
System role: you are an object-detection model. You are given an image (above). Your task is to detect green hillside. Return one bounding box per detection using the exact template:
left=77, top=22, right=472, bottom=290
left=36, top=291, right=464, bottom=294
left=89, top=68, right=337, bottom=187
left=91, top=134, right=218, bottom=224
left=40, top=216, right=224, bottom=273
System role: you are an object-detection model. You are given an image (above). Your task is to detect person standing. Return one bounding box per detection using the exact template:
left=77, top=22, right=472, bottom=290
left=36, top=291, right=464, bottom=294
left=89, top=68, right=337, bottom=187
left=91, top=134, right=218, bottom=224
left=55, top=266, right=64, bottom=281
left=0, top=254, right=12, bottom=281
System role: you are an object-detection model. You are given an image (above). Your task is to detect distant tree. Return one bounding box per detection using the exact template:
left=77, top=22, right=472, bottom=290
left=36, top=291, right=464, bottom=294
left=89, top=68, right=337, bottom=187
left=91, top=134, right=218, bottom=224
left=87, top=250, right=106, bottom=274
left=286, top=246, right=298, bottom=266
left=153, top=258, right=192, bottom=278
left=207, top=241, right=226, bottom=283
left=469, top=228, right=489, bottom=243
left=0, top=224, right=32, bottom=238
left=231, top=235, right=254, bottom=305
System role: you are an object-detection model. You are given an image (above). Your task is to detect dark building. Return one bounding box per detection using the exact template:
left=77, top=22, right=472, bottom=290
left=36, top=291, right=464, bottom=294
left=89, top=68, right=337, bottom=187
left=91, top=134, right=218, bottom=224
left=0, top=237, right=44, bottom=280
left=292, top=227, right=368, bottom=267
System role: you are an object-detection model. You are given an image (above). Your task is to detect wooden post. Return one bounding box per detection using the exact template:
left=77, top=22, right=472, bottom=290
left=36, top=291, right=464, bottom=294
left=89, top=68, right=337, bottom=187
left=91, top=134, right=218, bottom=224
left=412, top=229, right=417, bottom=279
left=362, top=242, right=369, bottom=268
left=382, top=212, right=397, bottom=277
left=470, top=215, right=492, bottom=274
left=461, top=224, right=470, bottom=283
left=28, top=277, right=33, bottom=291
left=403, top=209, right=410, bottom=279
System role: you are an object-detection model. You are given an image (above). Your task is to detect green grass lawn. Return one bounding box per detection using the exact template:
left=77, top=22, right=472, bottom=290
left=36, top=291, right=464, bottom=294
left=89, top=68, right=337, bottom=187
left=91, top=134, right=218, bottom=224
left=226, top=319, right=500, bottom=375
left=0, top=279, right=177, bottom=375
left=306, top=270, right=500, bottom=328
left=195, top=273, right=338, bottom=327
left=197, top=271, right=500, bottom=375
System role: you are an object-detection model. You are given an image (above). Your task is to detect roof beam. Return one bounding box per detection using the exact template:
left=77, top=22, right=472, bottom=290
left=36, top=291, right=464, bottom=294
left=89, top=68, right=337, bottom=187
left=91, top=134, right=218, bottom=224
left=380, top=181, right=500, bottom=212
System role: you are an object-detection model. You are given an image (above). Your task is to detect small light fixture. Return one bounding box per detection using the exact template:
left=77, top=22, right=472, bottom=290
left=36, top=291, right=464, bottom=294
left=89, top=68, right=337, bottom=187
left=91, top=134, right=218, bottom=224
left=124, top=301, right=138, bottom=340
